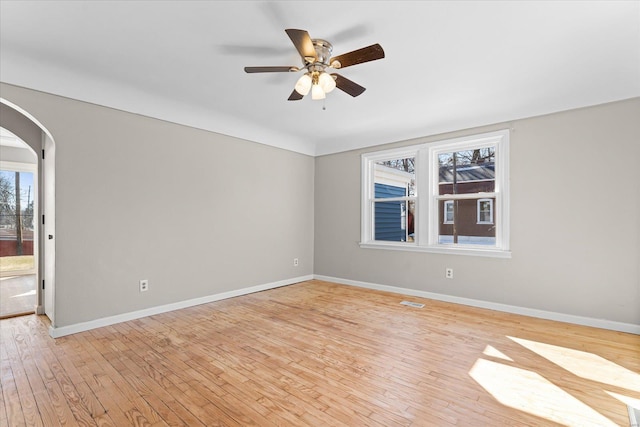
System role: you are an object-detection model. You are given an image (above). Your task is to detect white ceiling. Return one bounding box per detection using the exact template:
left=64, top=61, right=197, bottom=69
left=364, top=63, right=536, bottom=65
left=1, top=1, right=638, bottom=156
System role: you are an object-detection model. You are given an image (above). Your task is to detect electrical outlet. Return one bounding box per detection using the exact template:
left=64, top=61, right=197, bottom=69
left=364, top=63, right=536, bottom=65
left=445, top=268, right=454, bottom=279
left=293, top=258, right=299, bottom=267
left=139, top=279, right=149, bottom=292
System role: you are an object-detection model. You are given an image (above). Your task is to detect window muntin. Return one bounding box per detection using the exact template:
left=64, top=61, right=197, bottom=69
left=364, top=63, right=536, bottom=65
left=361, top=130, right=509, bottom=257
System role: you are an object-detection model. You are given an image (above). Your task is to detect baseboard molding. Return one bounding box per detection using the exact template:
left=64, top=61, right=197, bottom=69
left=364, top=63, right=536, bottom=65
left=629, top=404, right=639, bottom=427
left=314, top=275, right=640, bottom=335
left=48, top=274, right=639, bottom=338
left=49, top=275, right=313, bottom=338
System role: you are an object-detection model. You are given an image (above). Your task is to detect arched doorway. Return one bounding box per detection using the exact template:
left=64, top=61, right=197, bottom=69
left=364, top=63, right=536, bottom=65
left=0, top=127, right=38, bottom=317
left=0, top=99, right=56, bottom=323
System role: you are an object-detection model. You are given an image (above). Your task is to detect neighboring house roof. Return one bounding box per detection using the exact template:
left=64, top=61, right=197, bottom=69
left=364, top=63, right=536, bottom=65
left=439, top=162, right=494, bottom=183
left=374, top=164, right=414, bottom=188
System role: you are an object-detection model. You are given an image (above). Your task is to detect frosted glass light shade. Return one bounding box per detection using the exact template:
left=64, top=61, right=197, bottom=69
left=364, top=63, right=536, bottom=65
left=311, top=84, right=326, bottom=100
left=294, top=74, right=312, bottom=95
left=318, top=72, right=336, bottom=93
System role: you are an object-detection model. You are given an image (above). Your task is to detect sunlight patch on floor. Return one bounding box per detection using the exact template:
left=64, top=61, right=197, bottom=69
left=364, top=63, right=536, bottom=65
left=508, top=336, right=640, bottom=392
left=482, top=345, right=513, bottom=361
left=11, top=289, right=36, bottom=298
left=469, top=358, right=617, bottom=426
left=605, top=390, right=640, bottom=410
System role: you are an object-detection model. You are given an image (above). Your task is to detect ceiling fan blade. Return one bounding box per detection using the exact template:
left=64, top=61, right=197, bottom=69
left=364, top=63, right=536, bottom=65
left=330, top=43, right=385, bottom=69
left=285, top=29, right=317, bottom=63
left=244, top=66, right=299, bottom=73
left=288, top=89, right=304, bottom=101
left=332, top=74, right=366, bottom=97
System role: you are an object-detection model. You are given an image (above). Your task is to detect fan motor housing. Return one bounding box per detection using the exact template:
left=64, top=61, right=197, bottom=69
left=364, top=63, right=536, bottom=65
left=311, top=39, right=333, bottom=65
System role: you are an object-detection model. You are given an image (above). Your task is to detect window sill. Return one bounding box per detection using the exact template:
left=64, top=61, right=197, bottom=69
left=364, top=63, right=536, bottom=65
left=358, top=241, right=512, bottom=258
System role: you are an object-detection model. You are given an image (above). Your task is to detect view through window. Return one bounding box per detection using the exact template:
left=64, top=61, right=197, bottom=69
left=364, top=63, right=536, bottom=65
left=361, top=130, right=510, bottom=257
left=437, top=147, right=496, bottom=245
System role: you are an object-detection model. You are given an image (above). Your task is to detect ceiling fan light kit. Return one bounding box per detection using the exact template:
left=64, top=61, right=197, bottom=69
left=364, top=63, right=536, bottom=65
left=244, top=29, right=385, bottom=101
left=311, top=83, right=326, bottom=100
left=294, top=73, right=312, bottom=96
left=295, top=70, right=336, bottom=98
left=318, top=72, right=336, bottom=93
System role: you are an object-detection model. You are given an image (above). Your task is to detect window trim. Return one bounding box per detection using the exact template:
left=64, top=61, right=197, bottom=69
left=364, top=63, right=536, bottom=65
left=360, top=130, right=510, bottom=258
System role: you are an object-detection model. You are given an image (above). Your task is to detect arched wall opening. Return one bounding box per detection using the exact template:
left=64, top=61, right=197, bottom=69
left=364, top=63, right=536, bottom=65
left=0, top=99, right=56, bottom=324
left=0, top=128, right=38, bottom=318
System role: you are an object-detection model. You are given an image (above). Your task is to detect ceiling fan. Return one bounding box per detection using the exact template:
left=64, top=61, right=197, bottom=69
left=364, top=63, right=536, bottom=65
left=244, top=29, right=385, bottom=101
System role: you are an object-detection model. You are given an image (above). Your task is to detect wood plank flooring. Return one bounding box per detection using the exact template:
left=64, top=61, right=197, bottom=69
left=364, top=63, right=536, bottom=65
left=1, top=279, right=639, bottom=426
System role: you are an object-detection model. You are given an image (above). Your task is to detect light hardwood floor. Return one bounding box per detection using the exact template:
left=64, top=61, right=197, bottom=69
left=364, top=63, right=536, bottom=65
left=1, top=280, right=639, bottom=426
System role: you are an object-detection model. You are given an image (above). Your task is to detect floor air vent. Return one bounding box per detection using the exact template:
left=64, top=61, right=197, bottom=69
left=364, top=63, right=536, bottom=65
left=400, top=301, right=425, bottom=308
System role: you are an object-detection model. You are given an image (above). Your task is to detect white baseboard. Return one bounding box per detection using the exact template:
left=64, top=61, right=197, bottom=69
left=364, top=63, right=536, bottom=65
left=49, top=274, right=639, bottom=338
left=314, top=275, right=640, bottom=335
left=49, top=275, right=313, bottom=338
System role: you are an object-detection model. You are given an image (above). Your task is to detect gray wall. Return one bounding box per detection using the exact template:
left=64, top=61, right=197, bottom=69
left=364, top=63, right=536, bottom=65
left=315, top=98, right=640, bottom=325
left=3, top=80, right=638, bottom=329
left=1, top=83, right=315, bottom=328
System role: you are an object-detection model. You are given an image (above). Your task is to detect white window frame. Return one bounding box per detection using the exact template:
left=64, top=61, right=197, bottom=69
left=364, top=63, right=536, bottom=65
left=360, top=130, right=510, bottom=258
left=443, top=200, right=454, bottom=224
left=477, top=198, right=494, bottom=224
left=360, top=147, right=418, bottom=246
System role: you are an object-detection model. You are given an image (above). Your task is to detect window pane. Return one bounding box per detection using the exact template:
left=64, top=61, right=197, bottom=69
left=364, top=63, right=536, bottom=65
left=477, top=199, right=493, bottom=224
left=374, top=157, right=415, bottom=198
left=438, top=198, right=496, bottom=246
left=374, top=201, right=413, bottom=242
left=444, top=200, right=454, bottom=224
left=0, top=170, right=35, bottom=271
left=438, top=148, right=495, bottom=195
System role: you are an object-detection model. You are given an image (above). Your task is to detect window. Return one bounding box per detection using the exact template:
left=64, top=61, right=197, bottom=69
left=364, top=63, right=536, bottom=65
left=477, top=199, right=493, bottom=224
left=361, top=130, right=510, bottom=257
left=0, top=161, right=37, bottom=274
left=443, top=200, right=454, bottom=224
